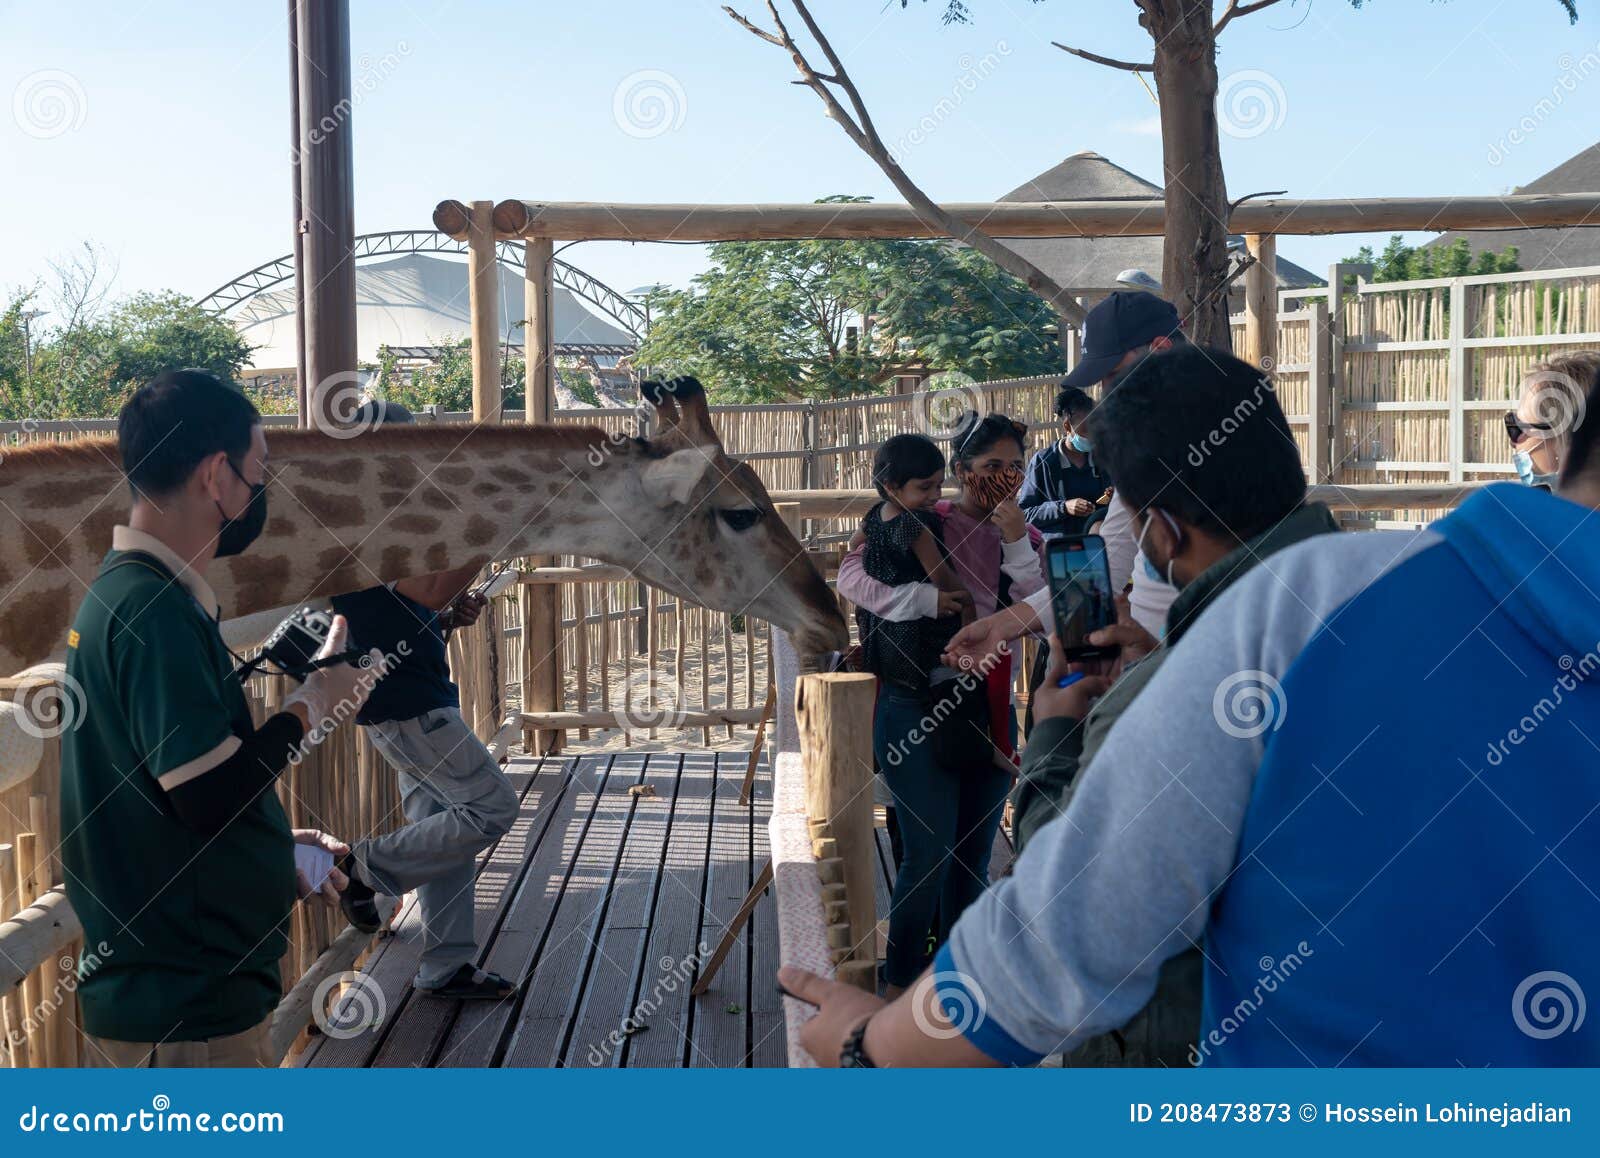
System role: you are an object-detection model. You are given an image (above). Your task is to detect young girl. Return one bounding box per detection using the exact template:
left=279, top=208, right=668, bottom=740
left=852, top=434, right=974, bottom=693
left=839, top=413, right=1046, bottom=994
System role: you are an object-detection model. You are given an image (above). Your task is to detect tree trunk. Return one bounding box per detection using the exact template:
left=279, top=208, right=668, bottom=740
left=1144, top=0, right=1234, bottom=352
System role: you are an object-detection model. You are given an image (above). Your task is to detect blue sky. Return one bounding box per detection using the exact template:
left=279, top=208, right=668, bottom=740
left=3, top=0, right=1596, bottom=323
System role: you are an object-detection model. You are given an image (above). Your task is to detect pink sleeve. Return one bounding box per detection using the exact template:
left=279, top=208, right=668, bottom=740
left=836, top=542, right=898, bottom=615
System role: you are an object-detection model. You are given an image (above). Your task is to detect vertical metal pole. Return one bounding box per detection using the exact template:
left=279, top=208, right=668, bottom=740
left=287, top=0, right=308, bottom=426
left=296, top=0, right=357, bottom=432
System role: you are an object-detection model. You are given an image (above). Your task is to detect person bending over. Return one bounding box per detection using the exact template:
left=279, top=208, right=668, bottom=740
left=329, top=400, right=520, bottom=1002
left=62, top=370, right=379, bottom=1068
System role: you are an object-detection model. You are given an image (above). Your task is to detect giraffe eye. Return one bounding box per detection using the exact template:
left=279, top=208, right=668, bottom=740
left=719, top=508, right=762, bottom=532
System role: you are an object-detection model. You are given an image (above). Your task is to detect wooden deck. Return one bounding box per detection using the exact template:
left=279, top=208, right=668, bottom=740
left=296, top=747, right=1012, bottom=1069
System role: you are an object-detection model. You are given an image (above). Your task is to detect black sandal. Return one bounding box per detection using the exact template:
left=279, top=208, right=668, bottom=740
left=420, top=965, right=518, bottom=1000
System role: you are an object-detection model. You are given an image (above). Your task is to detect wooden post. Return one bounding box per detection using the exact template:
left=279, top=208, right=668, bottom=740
left=1306, top=298, right=1332, bottom=483
left=295, top=0, right=357, bottom=433
left=520, top=236, right=560, bottom=754
left=524, top=237, right=554, bottom=423
left=1326, top=262, right=1370, bottom=483
left=467, top=199, right=502, bottom=423
left=1447, top=276, right=1470, bottom=483
left=14, top=833, right=41, bottom=1066
left=795, top=673, right=877, bottom=981
left=0, top=843, right=21, bottom=1069
left=1242, top=234, right=1278, bottom=373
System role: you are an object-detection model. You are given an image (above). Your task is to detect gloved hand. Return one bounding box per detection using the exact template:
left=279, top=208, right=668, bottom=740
left=281, top=614, right=385, bottom=741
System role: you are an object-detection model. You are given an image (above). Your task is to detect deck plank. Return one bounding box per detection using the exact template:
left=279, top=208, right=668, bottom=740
left=621, top=751, right=717, bottom=1068
left=747, top=754, right=786, bottom=1068
left=499, top=752, right=650, bottom=1067
left=433, top=754, right=618, bottom=1067
left=366, top=758, right=572, bottom=1067
left=688, top=753, right=754, bottom=1068
left=563, top=752, right=684, bottom=1067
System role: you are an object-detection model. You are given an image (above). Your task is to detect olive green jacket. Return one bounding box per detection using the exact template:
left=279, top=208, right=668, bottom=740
left=1010, top=502, right=1340, bottom=1066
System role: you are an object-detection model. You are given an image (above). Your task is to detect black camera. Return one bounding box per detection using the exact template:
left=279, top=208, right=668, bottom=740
left=241, top=607, right=364, bottom=682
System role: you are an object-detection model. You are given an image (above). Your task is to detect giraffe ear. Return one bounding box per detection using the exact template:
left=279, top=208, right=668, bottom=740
left=642, top=448, right=715, bottom=505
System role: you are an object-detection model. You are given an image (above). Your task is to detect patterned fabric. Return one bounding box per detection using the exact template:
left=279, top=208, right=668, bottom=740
left=855, top=503, right=961, bottom=694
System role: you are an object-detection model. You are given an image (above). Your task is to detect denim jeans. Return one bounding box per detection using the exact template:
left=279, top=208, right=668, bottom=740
left=873, top=683, right=1011, bottom=988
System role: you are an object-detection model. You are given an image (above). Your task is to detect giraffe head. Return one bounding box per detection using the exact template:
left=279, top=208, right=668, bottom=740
left=598, top=377, right=848, bottom=656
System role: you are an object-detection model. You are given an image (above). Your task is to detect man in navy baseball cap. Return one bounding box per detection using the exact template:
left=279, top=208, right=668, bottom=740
left=1061, top=290, right=1185, bottom=390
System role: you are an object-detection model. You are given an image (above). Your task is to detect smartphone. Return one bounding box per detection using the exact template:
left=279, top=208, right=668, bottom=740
left=1046, top=534, right=1116, bottom=661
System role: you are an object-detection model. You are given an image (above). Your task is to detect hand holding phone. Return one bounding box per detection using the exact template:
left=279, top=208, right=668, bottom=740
left=1046, top=534, right=1117, bottom=661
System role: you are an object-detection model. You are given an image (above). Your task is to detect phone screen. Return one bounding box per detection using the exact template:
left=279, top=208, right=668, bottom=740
left=1046, top=534, right=1115, bottom=658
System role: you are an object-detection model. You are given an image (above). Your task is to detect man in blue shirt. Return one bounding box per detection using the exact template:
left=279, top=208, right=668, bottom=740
left=331, top=401, right=519, bottom=1001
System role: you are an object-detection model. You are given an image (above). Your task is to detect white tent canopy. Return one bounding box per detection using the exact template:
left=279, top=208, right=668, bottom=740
left=233, top=253, right=638, bottom=371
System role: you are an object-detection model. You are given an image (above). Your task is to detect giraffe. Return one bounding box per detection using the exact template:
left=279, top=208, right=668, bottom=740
left=0, top=378, right=848, bottom=676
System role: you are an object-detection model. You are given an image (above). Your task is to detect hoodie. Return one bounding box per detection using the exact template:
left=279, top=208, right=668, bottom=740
left=939, top=484, right=1600, bottom=1066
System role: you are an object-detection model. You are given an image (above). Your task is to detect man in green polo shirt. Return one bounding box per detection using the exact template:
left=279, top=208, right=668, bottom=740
left=61, top=369, right=382, bottom=1068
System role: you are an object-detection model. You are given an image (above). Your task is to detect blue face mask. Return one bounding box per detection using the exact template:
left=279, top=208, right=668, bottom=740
left=1068, top=433, right=1092, bottom=454
left=1512, top=449, right=1559, bottom=489
left=1136, top=509, right=1178, bottom=589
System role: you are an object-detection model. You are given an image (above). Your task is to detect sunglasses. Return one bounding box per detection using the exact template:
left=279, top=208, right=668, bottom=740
left=1504, top=411, right=1555, bottom=446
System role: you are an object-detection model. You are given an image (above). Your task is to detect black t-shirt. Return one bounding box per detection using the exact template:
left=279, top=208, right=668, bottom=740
left=330, top=585, right=459, bottom=724
left=855, top=503, right=962, bottom=694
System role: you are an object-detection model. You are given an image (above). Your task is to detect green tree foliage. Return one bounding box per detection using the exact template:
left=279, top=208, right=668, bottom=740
left=636, top=199, right=1064, bottom=402
left=1341, top=234, right=1520, bottom=285
left=1, top=289, right=255, bottom=420
left=374, top=338, right=526, bottom=414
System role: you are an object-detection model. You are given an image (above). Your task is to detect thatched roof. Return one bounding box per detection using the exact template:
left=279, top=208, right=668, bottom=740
left=995, top=151, right=1324, bottom=295
left=1427, top=141, right=1600, bottom=270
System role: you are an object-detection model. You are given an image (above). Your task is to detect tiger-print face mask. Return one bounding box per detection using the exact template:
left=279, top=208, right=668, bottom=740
left=965, top=465, right=1025, bottom=510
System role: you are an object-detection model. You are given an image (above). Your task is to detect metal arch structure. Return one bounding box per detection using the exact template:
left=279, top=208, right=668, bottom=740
left=197, top=230, right=648, bottom=340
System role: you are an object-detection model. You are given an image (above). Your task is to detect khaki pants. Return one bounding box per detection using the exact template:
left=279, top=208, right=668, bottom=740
left=85, top=1017, right=274, bottom=1068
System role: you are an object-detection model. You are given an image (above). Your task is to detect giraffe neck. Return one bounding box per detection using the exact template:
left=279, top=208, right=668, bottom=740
left=0, top=423, right=641, bottom=673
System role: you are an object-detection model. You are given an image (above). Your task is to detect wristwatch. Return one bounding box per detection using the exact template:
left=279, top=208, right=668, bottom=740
left=839, top=1018, right=877, bottom=1068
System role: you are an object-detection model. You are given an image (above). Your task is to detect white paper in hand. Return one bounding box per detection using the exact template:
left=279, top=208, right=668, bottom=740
left=295, top=843, right=336, bottom=893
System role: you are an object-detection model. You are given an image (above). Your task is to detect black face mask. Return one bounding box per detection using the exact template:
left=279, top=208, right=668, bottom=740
left=215, top=459, right=268, bottom=559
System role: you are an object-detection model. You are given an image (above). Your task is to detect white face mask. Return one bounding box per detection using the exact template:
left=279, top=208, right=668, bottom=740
left=1512, top=448, right=1560, bottom=490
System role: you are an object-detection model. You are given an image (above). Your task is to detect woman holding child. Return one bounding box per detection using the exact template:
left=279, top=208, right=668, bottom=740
left=837, top=412, right=1046, bottom=995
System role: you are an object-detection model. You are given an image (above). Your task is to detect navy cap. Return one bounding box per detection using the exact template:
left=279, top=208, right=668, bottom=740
left=1061, top=291, right=1184, bottom=388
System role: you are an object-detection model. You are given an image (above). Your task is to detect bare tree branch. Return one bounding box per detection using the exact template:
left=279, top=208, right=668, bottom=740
left=1050, top=41, right=1154, bottom=72
left=1214, top=0, right=1289, bottom=37
left=724, top=1, right=1087, bottom=325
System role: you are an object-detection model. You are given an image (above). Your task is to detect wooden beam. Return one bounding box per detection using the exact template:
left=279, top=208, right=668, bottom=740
left=519, top=707, right=764, bottom=731
left=482, top=193, right=1600, bottom=243
left=0, top=885, right=80, bottom=998
left=467, top=199, right=502, bottom=422
left=270, top=896, right=397, bottom=1063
